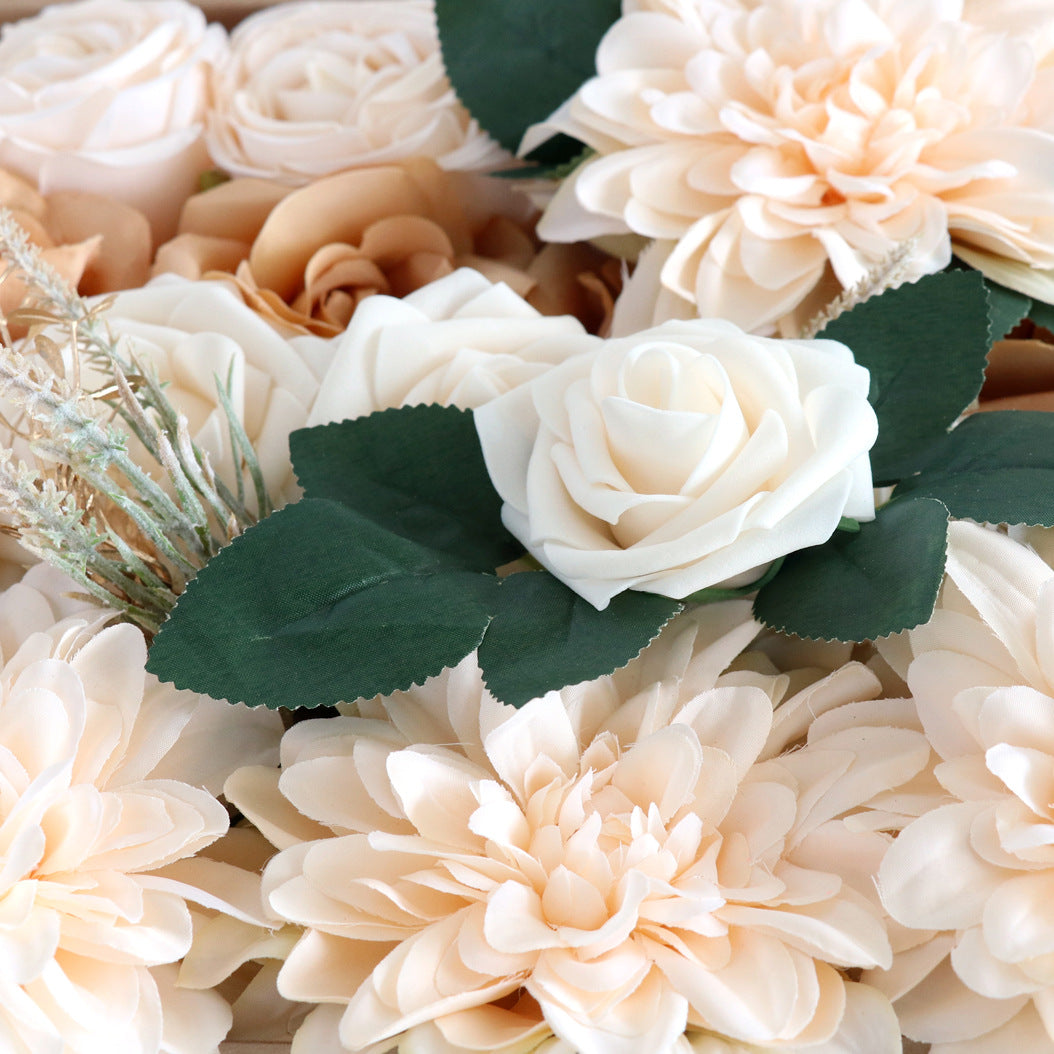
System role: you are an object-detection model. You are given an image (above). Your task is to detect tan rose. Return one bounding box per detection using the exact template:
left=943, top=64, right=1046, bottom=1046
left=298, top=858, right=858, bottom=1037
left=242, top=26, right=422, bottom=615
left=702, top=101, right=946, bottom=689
left=155, top=159, right=620, bottom=336
left=0, top=0, right=228, bottom=242
left=0, top=168, right=151, bottom=332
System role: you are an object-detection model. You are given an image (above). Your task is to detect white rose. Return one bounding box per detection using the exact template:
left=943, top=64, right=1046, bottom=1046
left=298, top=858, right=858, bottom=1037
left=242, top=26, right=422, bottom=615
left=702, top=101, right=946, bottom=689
left=206, top=0, right=508, bottom=184
left=105, top=275, right=333, bottom=509
left=0, top=0, right=228, bottom=242
left=308, top=268, right=595, bottom=425
left=475, top=319, right=878, bottom=609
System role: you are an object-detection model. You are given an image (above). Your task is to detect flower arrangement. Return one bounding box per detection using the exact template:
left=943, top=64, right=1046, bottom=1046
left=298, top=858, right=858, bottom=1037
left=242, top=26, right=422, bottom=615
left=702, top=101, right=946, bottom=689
left=2, top=1, right=1054, bottom=1052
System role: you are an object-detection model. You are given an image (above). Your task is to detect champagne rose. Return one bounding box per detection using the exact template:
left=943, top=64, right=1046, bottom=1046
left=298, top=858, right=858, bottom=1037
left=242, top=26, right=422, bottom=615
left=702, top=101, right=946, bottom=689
left=475, top=319, right=878, bottom=609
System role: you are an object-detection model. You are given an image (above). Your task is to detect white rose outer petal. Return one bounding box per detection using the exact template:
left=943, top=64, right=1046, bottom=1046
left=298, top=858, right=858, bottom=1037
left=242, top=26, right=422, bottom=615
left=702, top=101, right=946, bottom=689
left=206, top=0, right=508, bottom=183
left=475, top=319, right=877, bottom=610
left=0, top=0, right=228, bottom=242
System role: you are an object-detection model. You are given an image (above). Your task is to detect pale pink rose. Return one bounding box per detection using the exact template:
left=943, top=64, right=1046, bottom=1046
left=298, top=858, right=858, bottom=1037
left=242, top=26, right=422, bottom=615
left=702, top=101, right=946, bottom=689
left=530, top=0, right=1054, bottom=333
left=0, top=0, right=228, bottom=243
left=0, top=567, right=281, bottom=1053
left=226, top=602, right=924, bottom=1054
left=206, top=1, right=508, bottom=184
left=474, top=317, right=877, bottom=609
left=874, top=522, right=1054, bottom=1051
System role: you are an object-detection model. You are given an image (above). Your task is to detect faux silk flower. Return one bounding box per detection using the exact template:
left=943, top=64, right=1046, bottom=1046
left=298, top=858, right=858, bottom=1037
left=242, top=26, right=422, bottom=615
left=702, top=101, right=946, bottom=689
left=94, top=276, right=334, bottom=510
left=205, top=0, right=508, bottom=184
left=874, top=522, right=1054, bottom=1051
left=0, top=567, right=280, bottom=1053
left=0, top=0, right=228, bottom=243
left=0, top=168, right=151, bottom=326
left=529, top=0, right=1054, bottom=334
left=474, top=317, right=877, bottom=610
left=154, top=159, right=619, bottom=337
left=307, top=268, right=595, bottom=426
left=226, top=601, right=926, bottom=1054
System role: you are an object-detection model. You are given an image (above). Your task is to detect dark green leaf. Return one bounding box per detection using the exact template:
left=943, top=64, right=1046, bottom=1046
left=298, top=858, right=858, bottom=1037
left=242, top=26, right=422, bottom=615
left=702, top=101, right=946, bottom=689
left=290, top=405, right=520, bottom=572
left=147, top=499, right=499, bottom=709
left=435, top=0, right=620, bottom=156
left=753, top=497, right=949, bottom=641
left=478, top=572, right=682, bottom=707
left=893, top=411, right=1054, bottom=526
left=820, top=271, right=990, bottom=485
left=983, top=280, right=1031, bottom=341
left=1029, top=297, right=1054, bottom=335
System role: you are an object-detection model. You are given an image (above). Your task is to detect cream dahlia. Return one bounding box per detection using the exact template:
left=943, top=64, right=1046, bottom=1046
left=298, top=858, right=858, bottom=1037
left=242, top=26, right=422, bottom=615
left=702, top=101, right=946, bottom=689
left=874, top=521, right=1054, bottom=1051
left=0, top=567, right=281, bottom=1053
left=227, top=601, right=926, bottom=1054
left=529, top=0, right=1054, bottom=333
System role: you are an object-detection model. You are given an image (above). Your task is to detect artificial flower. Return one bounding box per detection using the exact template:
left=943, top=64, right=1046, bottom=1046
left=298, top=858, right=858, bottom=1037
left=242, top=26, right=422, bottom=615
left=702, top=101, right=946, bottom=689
left=874, top=521, right=1054, bottom=1051
left=225, top=600, right=925, bottom=1053
left=0, top=0, right=228, bottom=242
left=205, top=0, right=508, bottom=184
left=154, top=159, right=620, bottom=337
left=0, top=565, right=277, bottom=1053
left=93, top=276, right=333, bottom=510
left=474, top=316, right=877, bottom=610
left=0, top=168, right=151, bottom=325
left=307, top=268, right=594, bottom=426
left=528, top=0, right=1054, bottom=334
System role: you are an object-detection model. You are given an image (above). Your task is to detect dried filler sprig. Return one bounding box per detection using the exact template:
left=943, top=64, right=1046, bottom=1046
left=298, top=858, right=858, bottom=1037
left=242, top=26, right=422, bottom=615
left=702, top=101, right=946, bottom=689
left=0, top=207, right=272, bottom=632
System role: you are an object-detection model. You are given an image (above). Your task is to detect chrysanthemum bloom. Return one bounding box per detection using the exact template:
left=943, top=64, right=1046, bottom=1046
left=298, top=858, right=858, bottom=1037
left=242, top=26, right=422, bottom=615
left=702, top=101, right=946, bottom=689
left=227, top=602, right=926, bottom=1054
left=875, top=521, right=1054, bottom=1051
left=529, top=0, right=1054, bottom=334
left=0, top=568, right=280, bottom=1052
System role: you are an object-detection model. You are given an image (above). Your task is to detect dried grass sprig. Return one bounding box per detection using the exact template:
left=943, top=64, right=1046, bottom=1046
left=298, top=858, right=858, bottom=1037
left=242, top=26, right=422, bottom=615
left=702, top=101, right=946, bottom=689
left=0, top=207, right=274, bottom=631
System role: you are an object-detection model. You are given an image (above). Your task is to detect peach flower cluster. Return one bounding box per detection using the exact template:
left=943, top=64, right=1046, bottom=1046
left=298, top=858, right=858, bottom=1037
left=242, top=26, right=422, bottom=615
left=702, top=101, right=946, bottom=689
left=531, top=0, right=1054, bottom=333
left=872, top=522, right=1054, bottom=1051
left=226, top=602, right=928, bottom=1053
left=0, top=565, right=281, bottom=1053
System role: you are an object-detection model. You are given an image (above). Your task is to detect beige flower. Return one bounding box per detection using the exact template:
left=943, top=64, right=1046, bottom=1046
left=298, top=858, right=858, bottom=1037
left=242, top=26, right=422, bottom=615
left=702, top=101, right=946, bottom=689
left=530, top=0, right=1054, bottom=334
left=0, top=566, right=279, bottom=1052
left=874, top=522, right=1054, bottom=1051
left=226, top=601, right=926, bottom=1054
left=154, top=159, right=620, bottom=338
left=95, top=276, right=334, bottom=510
left=205, top=1, right=507, bottom=183
left=474, top=317, right=877, bottom=609
left=0, top=0, right=228, bottom=242
left=307, top=268, right=594, bottom=427
left=0, top=168, right=152, bottom=332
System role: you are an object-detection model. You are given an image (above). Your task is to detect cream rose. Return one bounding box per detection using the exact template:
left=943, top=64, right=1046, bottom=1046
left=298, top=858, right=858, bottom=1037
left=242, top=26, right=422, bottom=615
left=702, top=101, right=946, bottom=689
left=205, top=0, right=508, bottom=183
left=308, top=268, right=595, bottom=425
left=102, top=276, right=334, bottom=510
left=474, top=318, right=878, bottom=609
left=0, top=0, right=228, bottom=243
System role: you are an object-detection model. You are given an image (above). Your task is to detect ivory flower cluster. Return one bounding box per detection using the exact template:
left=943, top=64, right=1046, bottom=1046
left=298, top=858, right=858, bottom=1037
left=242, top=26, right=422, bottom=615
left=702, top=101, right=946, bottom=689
left=871, top=522, right=1054, bottom=1051
left=532, top=0, right=1054, bottom=333
left=0, top=566, right=281, bottom=1053
left=226, top=603, right=925, bottom=1054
